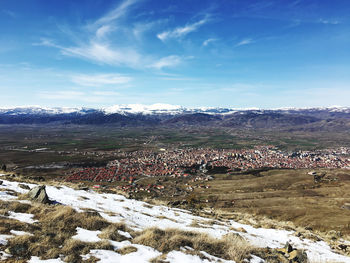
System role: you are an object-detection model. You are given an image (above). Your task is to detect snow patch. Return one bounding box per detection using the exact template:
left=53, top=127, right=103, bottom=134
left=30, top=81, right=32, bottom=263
left=72, top=227, right=101, bottom=243
left=8, top=211, right=37, bottom=224
left=166, top=250, right=235, bottom=263
left=0, top=250, right=11, bottom=260
left=82, top=244, right=161, bottom=263
left=0, top=234, right=12, bottom=245
left=28, top=256, right=65, bottom=263
left=10, top=230, right=33, bottom=236
left=118, top=230, right=132, bottom=239
left=0, top=178, right=349, bottom=262
left=249, top=255, right=265, bottom=263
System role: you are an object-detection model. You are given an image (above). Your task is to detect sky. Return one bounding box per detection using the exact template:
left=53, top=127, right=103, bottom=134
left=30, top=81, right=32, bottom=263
left=0, top=0, right=350, bottom=108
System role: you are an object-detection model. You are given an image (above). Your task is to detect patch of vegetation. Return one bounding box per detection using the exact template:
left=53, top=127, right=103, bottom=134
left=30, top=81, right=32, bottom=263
left=133, top=227, right=253, bottom=262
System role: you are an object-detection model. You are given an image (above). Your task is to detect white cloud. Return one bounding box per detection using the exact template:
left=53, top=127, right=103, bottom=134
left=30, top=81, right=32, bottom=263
left=38, top=90, right=120, bottom=103
left=2, top=10, right=17, bottom=18
left=157, top=16, right=210, bottom=41
left=37, top=0, right=187, bottom=70
left=149, top=55, right=182, bottom=69
left=33, top=38, right=56, bottom=47
left=92, top=91, right=120, bottom=96
left=319, top=19, right=340, bottom=25
left=71, top=73, right=132, bottom=87
left=61, top=42, right=143, bottom=68
left=96, top=25, right=113, bottom=39
left=202, top=38, right=217, bottom=46
left=39, top=91, right=84, bottom=100
left=236, top=38, right=253, bottom=46
left=132, top=19, right=167, bottom=39
left=94, top=0, right=138, bottom=26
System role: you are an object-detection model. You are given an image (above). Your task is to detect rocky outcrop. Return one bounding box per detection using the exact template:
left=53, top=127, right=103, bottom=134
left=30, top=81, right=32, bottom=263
left=254, top=242, right=308, bottom=263
left=27, top=185, right=50, bottom=204
left=276, top=242, right=308, bottom=263
left=341, top=203, right=350, bottom=210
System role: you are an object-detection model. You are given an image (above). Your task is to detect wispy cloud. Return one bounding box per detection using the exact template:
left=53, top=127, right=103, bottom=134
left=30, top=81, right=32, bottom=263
left=93, top=0, right=138, bottom=26
left=61, top=42, right=144, bottom=68
left=38, top=91, right=84, bottom=100
left=38, top=90, right=120, bottom=103
left=149, top=55, right=183, bottom=69
left=36, top=39, right=144, bottom=68
left=33, top=38, right=56, bottom=47
left=71, top=73, right=132, bottom=87
left=236, top=38, right=254, bottom=47
left=2, top=9, right=17, bottom=18
left=95, top=25, right=113, bottom=39
left=92, top=91, right=120, bottom=96
left=157, top=16, right=210, bottom=41
left=202, top=38, right=217, bottom=46
left=319, top=18, right=340, bottom=25
left=37, top=0, right=186, bottom=70
left=132, top=19, right=167, bottom=39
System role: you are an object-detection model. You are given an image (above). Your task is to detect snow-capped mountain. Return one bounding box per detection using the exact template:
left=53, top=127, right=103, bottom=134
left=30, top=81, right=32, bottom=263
left=1, top=104, right=349, bottom=116
left=0, top=104, right=349, bottom=130
left=0, top=106, right=94, bottom=115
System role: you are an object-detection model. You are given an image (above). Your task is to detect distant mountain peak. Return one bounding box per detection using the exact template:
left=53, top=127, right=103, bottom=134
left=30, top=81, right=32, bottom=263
left=0, top=104, right=349, bottom=116
left=103, top=103, right=184, bottom=115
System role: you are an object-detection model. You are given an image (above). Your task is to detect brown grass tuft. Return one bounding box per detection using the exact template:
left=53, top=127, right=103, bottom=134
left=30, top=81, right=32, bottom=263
left=133, top=227, right=254, bottom=262
left=116, top=246, right=138, bottom=255
left=98, top=223, right=131, bottom=241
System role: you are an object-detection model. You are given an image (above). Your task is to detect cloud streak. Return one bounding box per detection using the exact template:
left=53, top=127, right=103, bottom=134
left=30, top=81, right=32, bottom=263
left=319, top=18, right=340, bottom=25
left=61, top=42, right=143, bottom=68
left=149, top=55, right=183, bottom=69
left=2, top=9, right=17, bottom=18
left=93, top=0, right=138, bottom=26
left=37, top=0, right=187, bottom=70
left=202, top=38, right=217, bottom=46
left=157, top=16, right=210, bottom=41
left=236, top=38, right=253, bottom=47
left=38, top=91, right=84, bottom=100
left=71, top=73, right=132, bottom=87
left=38, top=90, right=120, bottom=103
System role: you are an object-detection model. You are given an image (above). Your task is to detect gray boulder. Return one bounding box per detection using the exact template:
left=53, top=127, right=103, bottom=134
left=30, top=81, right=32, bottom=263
left=27, top=185, right=50, bottom=204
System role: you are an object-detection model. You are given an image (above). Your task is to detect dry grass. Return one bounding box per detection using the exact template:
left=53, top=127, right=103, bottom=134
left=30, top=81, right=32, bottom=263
left=98, top=223, right=132, bottom=241
left=0, top=200, right=39, bottom=234
left=187, top=168, right=350, bottom=239
left=61, top=239, right=113, bottom=262
left=116, top=246, right=138, bottom=255
left=149, top=253, right=168, bottom=263
left=0, top=200, right=126, bottom=261
left=133, top=227, right=253, bottom=262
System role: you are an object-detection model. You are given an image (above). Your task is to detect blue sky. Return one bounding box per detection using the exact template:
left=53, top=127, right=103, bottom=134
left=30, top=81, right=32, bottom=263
left=1, top=0, right=350, bottom=108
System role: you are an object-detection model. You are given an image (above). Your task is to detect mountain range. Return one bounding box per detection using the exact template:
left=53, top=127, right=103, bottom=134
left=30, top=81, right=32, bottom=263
left=0, top=104, right=350, bottom=131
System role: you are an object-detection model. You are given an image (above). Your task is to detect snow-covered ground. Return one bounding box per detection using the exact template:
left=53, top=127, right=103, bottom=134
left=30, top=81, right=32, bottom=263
left=0, top=174, right=349, bottom=263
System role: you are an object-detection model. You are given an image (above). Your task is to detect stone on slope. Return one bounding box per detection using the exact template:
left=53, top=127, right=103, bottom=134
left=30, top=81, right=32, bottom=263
left=27, top=185, right=50, bottom=204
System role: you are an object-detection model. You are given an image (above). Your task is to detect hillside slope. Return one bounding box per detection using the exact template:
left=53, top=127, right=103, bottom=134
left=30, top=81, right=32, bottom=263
left=1, top=174, right=349, bottom=262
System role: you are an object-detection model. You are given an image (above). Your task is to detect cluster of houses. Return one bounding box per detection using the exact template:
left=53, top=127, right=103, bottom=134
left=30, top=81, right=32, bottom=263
left=65, top=146, right=350, bottom=183
left=116, top=183, right=165, bottom=194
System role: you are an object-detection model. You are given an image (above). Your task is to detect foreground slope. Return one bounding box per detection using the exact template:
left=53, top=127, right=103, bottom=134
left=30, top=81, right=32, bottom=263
left=1, top=174, right=349, bottom=262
